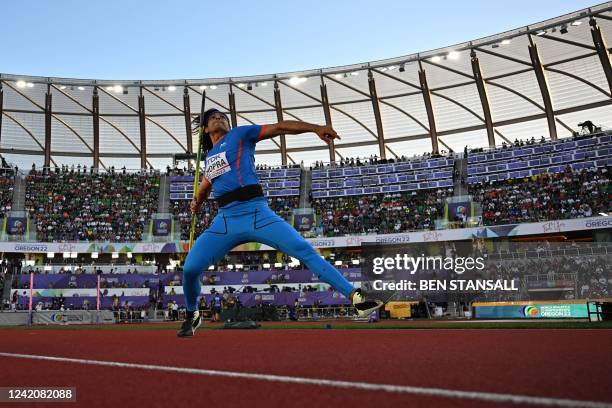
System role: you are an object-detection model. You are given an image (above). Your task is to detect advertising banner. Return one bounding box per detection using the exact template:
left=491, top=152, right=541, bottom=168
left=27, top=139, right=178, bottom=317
left=31, top=310, right=115, bottom=325
left=1, top=216, right=610, bottom=253
left=13, top=288, right=150, bottom=297
left=152, top=219, right=171, bottom=236
left=294, top=214, right=315, bottom=231
left=473, top=303, right=590, bottom=319
left=163, top=291, right=350, bottom=307
left=6, top=217, right=26, bottom=236
left=16, top=274, right=159, bottom=289
left=446, top=201, right=474, bottom=223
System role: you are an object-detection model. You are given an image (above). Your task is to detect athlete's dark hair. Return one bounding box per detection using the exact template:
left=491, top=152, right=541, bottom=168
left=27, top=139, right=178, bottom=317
left=191, top=109, right=229, bottom=154
left=191, top=115, right=213, bottom=154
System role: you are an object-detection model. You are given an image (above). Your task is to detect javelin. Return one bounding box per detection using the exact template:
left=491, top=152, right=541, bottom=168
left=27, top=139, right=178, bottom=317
left=189, top=90, right=206, bottom=250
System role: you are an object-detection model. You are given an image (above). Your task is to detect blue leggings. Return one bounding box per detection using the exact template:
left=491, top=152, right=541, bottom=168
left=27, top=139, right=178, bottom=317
left=182, top=198, right=354, bottom=312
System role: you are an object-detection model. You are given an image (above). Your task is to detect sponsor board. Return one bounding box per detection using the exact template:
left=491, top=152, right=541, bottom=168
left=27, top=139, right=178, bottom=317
left=1, top=216, right=609, bottom=253
left=475, top=303, right=589, bottom=319
left=31, top=311, right=114, bottom=325
left=153, top=219, right=171, bottom=236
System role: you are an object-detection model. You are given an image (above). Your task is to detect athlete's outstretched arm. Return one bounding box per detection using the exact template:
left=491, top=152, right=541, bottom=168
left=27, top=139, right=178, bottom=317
left=259, top=121, right=340, bottom=145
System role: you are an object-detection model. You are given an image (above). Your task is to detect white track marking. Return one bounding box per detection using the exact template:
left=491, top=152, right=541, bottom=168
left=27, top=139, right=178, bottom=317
left=0, top=352, right=610, bottom=408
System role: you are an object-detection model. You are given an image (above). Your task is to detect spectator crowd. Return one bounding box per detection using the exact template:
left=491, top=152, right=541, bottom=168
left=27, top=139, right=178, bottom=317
left=311, top=189, right=451, bottom=236
left=25, top=167, right=160, bottom=241
left=0, top=138, right=607, bottom=242
left=311, top=151, right=451, bottom=169
left=0, top=175, right=14, bottom=220
left=470, top=166, right=610, bottom=226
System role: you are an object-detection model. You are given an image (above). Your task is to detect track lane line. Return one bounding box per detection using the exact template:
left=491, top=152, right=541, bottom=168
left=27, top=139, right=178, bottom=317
left=0, top=351, right=610, bottom=408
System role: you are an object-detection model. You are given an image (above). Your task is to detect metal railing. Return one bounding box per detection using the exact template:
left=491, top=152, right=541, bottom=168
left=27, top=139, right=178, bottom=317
left=467, top=129, right=611, bottom=156
left=309, top=152, right=457, bottom=170
left=28, top=167, right=162, bottom=176
left=525, top=272, right=578, bottom=282
left=486, top=244, right=612, bottom=261
left=153, top=306, right=358, bottom=322
left=112, top=310, right=149, bottom=324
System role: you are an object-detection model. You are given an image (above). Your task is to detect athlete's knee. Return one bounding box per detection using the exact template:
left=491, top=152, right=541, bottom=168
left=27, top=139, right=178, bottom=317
left=291, top=238, right=319, bottom=262
left=183, top=257, right=207, bottom=279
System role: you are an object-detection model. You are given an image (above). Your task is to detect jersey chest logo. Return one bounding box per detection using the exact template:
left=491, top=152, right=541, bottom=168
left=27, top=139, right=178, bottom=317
left=205, top=151, right=231, bottom=180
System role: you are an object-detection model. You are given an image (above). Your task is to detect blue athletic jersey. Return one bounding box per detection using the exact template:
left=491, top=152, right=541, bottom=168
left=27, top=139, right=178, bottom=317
left=203, top=125, right=266, bottom=198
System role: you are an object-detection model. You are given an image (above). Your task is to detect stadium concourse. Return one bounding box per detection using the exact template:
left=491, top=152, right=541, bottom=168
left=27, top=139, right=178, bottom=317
left=1, top=3, right=612, bottom=407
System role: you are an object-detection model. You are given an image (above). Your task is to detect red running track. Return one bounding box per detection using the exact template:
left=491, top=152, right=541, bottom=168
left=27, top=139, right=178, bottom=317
left=0, top=328, right=611, bottom=408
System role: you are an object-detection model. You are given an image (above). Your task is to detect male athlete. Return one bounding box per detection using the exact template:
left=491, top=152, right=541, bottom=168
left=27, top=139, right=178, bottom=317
left=178, top=109, right=382, bottom=337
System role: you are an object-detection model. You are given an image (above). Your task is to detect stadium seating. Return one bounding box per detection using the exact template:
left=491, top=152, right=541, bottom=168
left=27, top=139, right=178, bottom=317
left=311, top=154, right=454, bottom=198
left=171, top=199, right=218, bottom=240
left=0, top=174, right=14, bottom=219
left=311, top=189, right=451, bottom=235
left=467, top=133, right=611, bottom=226
left=169, top=166, right=301, bottom=200
left=307, top=153, right=455, bottom=235
left=169, top=167, right=301, bottom=239
left=9, top=133, right=611, bottom=241
left=467, top=132, right=612, bottom=184
left=25, top=169, right=160, bottom=242
left=470, top=167, right=610, bottom=226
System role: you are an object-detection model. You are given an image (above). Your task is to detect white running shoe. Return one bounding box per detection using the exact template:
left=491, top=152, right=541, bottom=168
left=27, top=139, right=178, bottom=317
left=177, top=310, right=202, bottom=337
left=351, top=289, right=383, bottom=318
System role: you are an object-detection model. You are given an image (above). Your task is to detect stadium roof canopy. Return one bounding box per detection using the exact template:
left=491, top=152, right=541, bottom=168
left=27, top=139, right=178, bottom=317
left=1, top=3, right=611, bottom=170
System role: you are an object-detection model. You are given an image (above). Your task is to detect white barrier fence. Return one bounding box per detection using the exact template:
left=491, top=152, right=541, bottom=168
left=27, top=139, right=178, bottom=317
left=0, top=310, right=115, bottom=326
